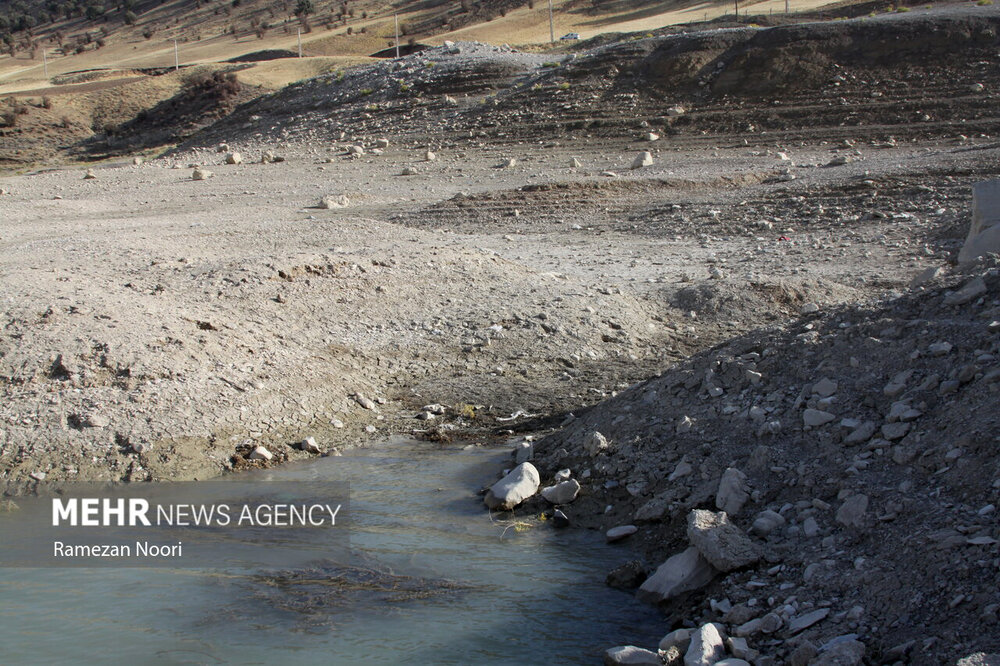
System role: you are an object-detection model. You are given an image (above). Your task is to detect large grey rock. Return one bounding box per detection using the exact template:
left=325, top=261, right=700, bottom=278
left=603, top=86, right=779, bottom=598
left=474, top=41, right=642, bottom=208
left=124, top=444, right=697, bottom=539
left=716, top=467, right=750, bottom=515
left=687, top=510, right=762, bottom=571
left=541, top=479, right=581, bottom=505
left=604, top=645, right=662, bottom=665
left=607, top=525, right=638, bottom=542
left=957, top=654, right=1000, bottom=666
left=959, top=179, right=1000, bottom=264
left=750, top=509, right=786, bottom=537
left=636, top=547, right=717, bottom=604
left=944, top=276, right=988, bottom=305
left=809, top=638, right=865, bottom=665
left=484, top=462, right=540, bottom=510
left=803, top=409, right=836, bottom=427
left=684, top=623, right=725, bottom=666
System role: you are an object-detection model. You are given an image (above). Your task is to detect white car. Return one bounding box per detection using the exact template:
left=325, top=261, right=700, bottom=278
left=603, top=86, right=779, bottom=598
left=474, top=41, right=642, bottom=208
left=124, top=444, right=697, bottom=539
left=560, top=33, right=580, bottom=41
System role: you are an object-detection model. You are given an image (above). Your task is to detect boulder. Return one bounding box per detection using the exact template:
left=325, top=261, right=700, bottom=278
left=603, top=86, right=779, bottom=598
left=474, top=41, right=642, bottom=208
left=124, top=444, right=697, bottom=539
left=835, top=494, right=869, bottom=528
left=225, top=152, right=242, bottom=165
left=687, top=509, right=762, bottom=571
left=300, top=437, right=321, bottom=454
left=541, top=479, right=581, bottom=505
left=716, top=467, right=750, bottom=515
left=958, top=179, right=1000, bottom=264
left=636, top=547, right=717, bottom=604
left=684, top=623, right=725, bottom=666
left=484, top=462, right=540, bottom=510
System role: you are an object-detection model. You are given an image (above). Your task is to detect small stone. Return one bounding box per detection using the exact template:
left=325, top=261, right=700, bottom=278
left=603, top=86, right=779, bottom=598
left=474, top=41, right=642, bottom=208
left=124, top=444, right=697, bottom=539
left=348, top=145, right=365, bottom=156
left=843, top=421, right=876, bottom=445
left=192, top=167, right=213, bottom=180
left=646, top=132, right=660, bottom=142
left=83, top=169, right=96, bottom=179
left=375, top=138, right=390, bottom=149
left=812, top=378, right=838, bottom=398
left=750, top=510, right=786, bottom=537
left=835, top=494, right=869, bottom=528
left=551, top=509, right=570, bottom=527
left=632, top=151, right=654, bottom=169
left=570, top=157, right=582, bottom=168
left=803, top=409, right=836, bottom=427
left=606, top=525, right=638, bottom=543
left=880, top=422, right=911, bottom=441
left=928, top=341, right=953, bottom=356
left=424, top=150, right=436, bottom=161
left=788, top=608, right=830, bottom=634
left=29, top=471, right=46, bottom=481
left=132, top=157, right=143, bottom=166
left=225, top=152, right=242, bottom=165
left=354, top=393, right=377, bottom=410
left=669, top=460, right=693, bottom=481
left=249, top=445, right=273, bottom=461
left=401, top=166, right=418, bottom=176
left=606, top=560, right=646, bottom=589
left=665, top=106, right=686, bottom=117
left=800, top=302, right=820, bottom=314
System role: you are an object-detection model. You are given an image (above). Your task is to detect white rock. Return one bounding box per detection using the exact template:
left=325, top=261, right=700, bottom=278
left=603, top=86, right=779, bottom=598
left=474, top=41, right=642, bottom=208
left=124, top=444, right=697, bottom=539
left=636, top=547, right=717, bottom=604
left=665, top=105, right=686, bottom=117
left=570, top=157, right=582, bottom=168
left=604, top=645, right=661, bottom=665
left=425, top=150, right=437, bottom=161
left=347, top=145, right=365, bottom=156
left=959, top=179, right=1000, bottom=264
left=354, top=393, right=377, bottom=410
left=646, top=132, right=660, bottom=142
left=716, top=467, right=750, bottom=515
left=320, top=194, right=350, bottom=209
left=684, top=623, right=725, bottom=666
left=249, top=445, right=273, bottom=461
left=301, top=437, right=320, bottom=454
left=632, top=151, right=654, bottom=169
left=541, top=479, right=581, bottom=505
left=83, top=169, right=96, bottom=179
left=225, top=152, right=242, bottom=165
left=192, top=167, right=213, bottom=180
left=484, top=462, right=540, bottom=510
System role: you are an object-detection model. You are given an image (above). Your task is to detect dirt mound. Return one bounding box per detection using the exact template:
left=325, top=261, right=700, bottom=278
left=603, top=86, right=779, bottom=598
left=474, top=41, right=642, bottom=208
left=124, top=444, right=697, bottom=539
left=526, top=258, right=1000, bottom=664
left=227, top=50, right=300, bottom=63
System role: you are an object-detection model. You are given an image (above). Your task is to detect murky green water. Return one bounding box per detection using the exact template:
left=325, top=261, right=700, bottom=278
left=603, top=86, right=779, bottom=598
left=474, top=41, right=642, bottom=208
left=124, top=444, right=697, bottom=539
left=0, top=439, right=662, bottom=665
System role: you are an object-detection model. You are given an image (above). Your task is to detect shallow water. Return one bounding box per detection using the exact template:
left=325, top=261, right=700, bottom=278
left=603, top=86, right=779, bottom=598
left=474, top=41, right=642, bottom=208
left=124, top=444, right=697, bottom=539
left=0, top=439, right=663, bottom=665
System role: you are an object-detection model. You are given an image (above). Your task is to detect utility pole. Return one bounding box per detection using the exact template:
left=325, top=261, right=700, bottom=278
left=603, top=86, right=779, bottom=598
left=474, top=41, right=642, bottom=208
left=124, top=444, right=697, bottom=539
left=548, top=0, right=555, bottom=43
left=394, top=13, right=400, bottom=58
left=173, top=40, right=179, bottom=70
left=42, top=49, right=48, bottom=79
left=785, top=0, right=790, bottom=12
left=297, top=28, right=302, bottom=58
left=735, top=0, right=739, bottom=18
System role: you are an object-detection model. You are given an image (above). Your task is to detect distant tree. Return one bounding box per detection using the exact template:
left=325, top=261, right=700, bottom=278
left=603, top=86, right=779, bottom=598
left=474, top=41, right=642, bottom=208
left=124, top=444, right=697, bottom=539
left=294, top=0, right=314, bottom=17
left=123, top=9, right=136, bottom=23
